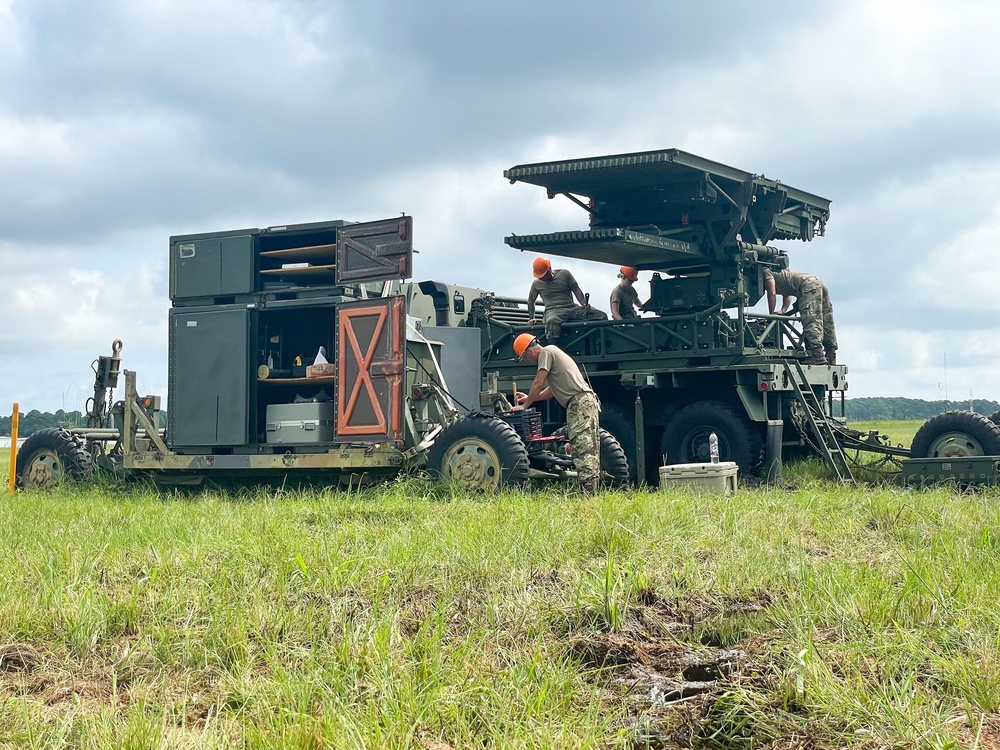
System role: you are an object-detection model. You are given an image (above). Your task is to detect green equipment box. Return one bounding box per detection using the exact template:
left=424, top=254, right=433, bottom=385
left=900, top=457, right=1000, bottom=487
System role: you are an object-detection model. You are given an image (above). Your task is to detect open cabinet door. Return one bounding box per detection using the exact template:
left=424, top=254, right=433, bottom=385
left=335, top=216, right=413, bottom=283
left=336, top=296, right=405, bottom=441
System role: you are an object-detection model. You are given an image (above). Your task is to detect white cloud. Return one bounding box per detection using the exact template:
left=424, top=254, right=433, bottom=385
left=5, top=0, right=1000, bottom=413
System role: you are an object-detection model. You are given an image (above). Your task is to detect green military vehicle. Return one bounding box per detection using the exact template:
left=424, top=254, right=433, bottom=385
left=461, top=148, right=905, bottom=484
left=15, top=217, right=629, bottom=492
left=17, top=147, right=916, bottom=492
left=900, top=409, right=1000, bottom=487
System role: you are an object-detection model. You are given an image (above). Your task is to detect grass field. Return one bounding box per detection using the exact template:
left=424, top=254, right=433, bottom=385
left=848, top=420, right=921, bottom=449
left=4, top=423, right=1000, bottom=748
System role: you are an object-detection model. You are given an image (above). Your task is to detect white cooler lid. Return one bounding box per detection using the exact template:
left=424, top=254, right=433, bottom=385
left=660, top=461, right=738, bottom=474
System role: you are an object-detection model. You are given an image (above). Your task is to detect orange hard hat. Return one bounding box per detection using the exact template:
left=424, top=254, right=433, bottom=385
left=513, top=333, right=537, bottom=359
left=619, top=266, right=638, bottom=282
left=532, top=257, right=551, bottom=278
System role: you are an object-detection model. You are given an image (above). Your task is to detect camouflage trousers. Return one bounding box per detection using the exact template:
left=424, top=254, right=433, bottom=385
left=798, top=278, right=837, bottom=359
left=543, top=305, right=608, bottom=341
left=566, top=392, right=601, bottom=488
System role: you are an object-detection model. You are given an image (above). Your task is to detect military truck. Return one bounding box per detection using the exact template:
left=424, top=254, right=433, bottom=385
left=461, top=148, right=904, bottom=484
left=15, top=147, right=905, bottom=492
left=14, top=216, right=629, bottom=492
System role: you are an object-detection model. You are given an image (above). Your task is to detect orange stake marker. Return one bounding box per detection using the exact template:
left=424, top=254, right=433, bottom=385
left=8, top=403, right=19, bottom=493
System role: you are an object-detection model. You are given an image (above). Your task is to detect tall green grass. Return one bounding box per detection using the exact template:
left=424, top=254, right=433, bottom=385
left=2, top=472, right=999, bottom=748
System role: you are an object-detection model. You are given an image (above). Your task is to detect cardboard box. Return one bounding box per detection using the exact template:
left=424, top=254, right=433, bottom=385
left=307, top=363, right=336, bottom=378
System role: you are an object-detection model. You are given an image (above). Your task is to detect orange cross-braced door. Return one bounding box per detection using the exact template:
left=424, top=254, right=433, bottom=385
left=336, top=296, right=405, bottom=442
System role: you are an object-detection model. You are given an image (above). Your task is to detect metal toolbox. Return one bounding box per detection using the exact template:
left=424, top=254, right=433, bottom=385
left=900, top=456, right=1000, bottom=487
left=265, top=402, right=335, bottom=444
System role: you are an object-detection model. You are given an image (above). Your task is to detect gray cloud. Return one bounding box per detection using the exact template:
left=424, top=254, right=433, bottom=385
left=2, top=0, right=1000, bottom=412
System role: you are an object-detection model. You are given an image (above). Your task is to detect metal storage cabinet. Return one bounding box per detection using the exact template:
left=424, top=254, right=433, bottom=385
left=169, top=232, right=255, bottom=301
left=168, top=305, right=251, bottom=447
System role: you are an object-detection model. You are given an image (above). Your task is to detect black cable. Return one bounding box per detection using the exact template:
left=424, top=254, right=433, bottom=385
left=405, top=344, right=475, bottom=413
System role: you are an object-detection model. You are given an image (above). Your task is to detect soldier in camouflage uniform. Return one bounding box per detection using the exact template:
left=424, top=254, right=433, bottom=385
left=511, top=334, right=601, bottom=493
left=764, top=267, right=838, bottom=365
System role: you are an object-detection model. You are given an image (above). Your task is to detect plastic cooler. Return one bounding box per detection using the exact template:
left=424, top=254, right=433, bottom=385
left=658, top=461, right=738, bottom=494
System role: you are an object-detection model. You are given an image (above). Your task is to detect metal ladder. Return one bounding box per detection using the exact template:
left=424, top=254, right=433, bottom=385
left=782, top=360, right=854, bottom=482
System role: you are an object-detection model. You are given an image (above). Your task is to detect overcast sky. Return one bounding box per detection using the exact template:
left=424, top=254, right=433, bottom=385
left=2, top=0, right=999, bottom=415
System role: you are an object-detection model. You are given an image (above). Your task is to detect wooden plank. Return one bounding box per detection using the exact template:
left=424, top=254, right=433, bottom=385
left=257, top=376, right=336, bottom=384
left=259, top=244, right=337, bottom=261
left=259, top=265, right=337, bottom=281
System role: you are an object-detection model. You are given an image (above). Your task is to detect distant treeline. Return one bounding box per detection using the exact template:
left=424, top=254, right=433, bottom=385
left=844, top=398, right=1000, bottom=421
left=1, top=409, right=87, bottom=437
left=0, top=409, right=165, bottom=436
left=2, top=399, right=998, bottom=436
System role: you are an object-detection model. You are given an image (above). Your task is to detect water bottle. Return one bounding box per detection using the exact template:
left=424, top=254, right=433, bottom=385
left=709, top=432, right=719, bottom=464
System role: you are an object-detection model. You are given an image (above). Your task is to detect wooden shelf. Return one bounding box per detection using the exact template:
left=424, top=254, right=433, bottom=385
left=259, top=243, right=337, bottom=262
left=257, top=376, right=336, bottom=385
left=259, top=265, right=336, bottom=282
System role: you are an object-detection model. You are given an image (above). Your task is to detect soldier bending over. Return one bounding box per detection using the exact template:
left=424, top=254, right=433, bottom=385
left=511, top=333, right=601, bottom=493
left=764, top=267, right=838, bottom=365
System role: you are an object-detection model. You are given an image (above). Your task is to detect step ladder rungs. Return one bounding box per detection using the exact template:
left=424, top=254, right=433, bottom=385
left=783, top=360, right=854, bottom=482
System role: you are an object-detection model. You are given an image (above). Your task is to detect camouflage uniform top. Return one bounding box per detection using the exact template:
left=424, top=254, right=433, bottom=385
left=763, top=268, right=819, bottom=296
left=536, top=345, right=594, bottom=408
left=530, top=269, right=577, bottom=311
left=610, top=282, right=640, bottom=318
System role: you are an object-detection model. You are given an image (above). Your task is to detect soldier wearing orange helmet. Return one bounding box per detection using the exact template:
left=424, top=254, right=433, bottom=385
left=610, top=266, right=647, bottom=320
left=526, top=257, right=606, bottom=346
left=511, top=333, right=601, bottom=493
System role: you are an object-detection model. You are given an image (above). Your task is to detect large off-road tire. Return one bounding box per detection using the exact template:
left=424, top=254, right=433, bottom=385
left=660, top=401, right=763, bottom=475
left=910, top=410, right=1000, bottom=459
left=598, top=428, right=630, bottom=487
left=600, top=404, right=637, bottom=483
left=15, top=427, right=94, bottom=489
left=988, top=411, right=1000, bottom=427
left=551, top=426, right=631, bottom=487
left=426, top=414, right=530, bottom=491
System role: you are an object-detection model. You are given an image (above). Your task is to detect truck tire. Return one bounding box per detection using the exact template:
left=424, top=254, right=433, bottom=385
left=427, top=414, right=530, bottom=491
left=550, top=426, right=631, bottom=487
left=660, top=401, right=763, bottom=475
left=910, top=410, right=1000, bottom=459
left=989, top=411, right=1000, bottom=426
left=599, top=428, right=630, bottom=487
left=16, top=427, right=94, bottom=489
left=600, top=405, right=637, bottom=483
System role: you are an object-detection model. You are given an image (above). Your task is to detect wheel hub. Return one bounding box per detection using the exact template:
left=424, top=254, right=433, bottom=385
left=25, top=451, right=61, bottom=489
left=927, top=431, right=986, bottom=458
left=442, top=439, right=500, bottom=489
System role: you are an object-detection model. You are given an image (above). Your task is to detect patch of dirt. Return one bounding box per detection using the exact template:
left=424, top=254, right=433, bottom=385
left=2, top=663, right=130, bottom=710
left=957, top=714, right=1000, bottom=750
left=420, top=739, right=457, bottom=750
left=564, top=590, right=794, bottom=748
left=0, top=643, right=43, bottom=673
left=528, top=568, right=561, bottom=590
left=400, top=587, right=440, bottom=636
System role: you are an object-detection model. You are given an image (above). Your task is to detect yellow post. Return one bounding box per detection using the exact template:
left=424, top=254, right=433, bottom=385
left=8, top=403, right=19, bottom=493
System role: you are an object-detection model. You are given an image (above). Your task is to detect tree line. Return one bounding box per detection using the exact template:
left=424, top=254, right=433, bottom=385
left=4, top=399, right=1000, bottom=437
left=843, top=398, right=1000, bottom=421
left=1, top=409, right=88, bottom=437
left=0, top=409, right=166, bottom=436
